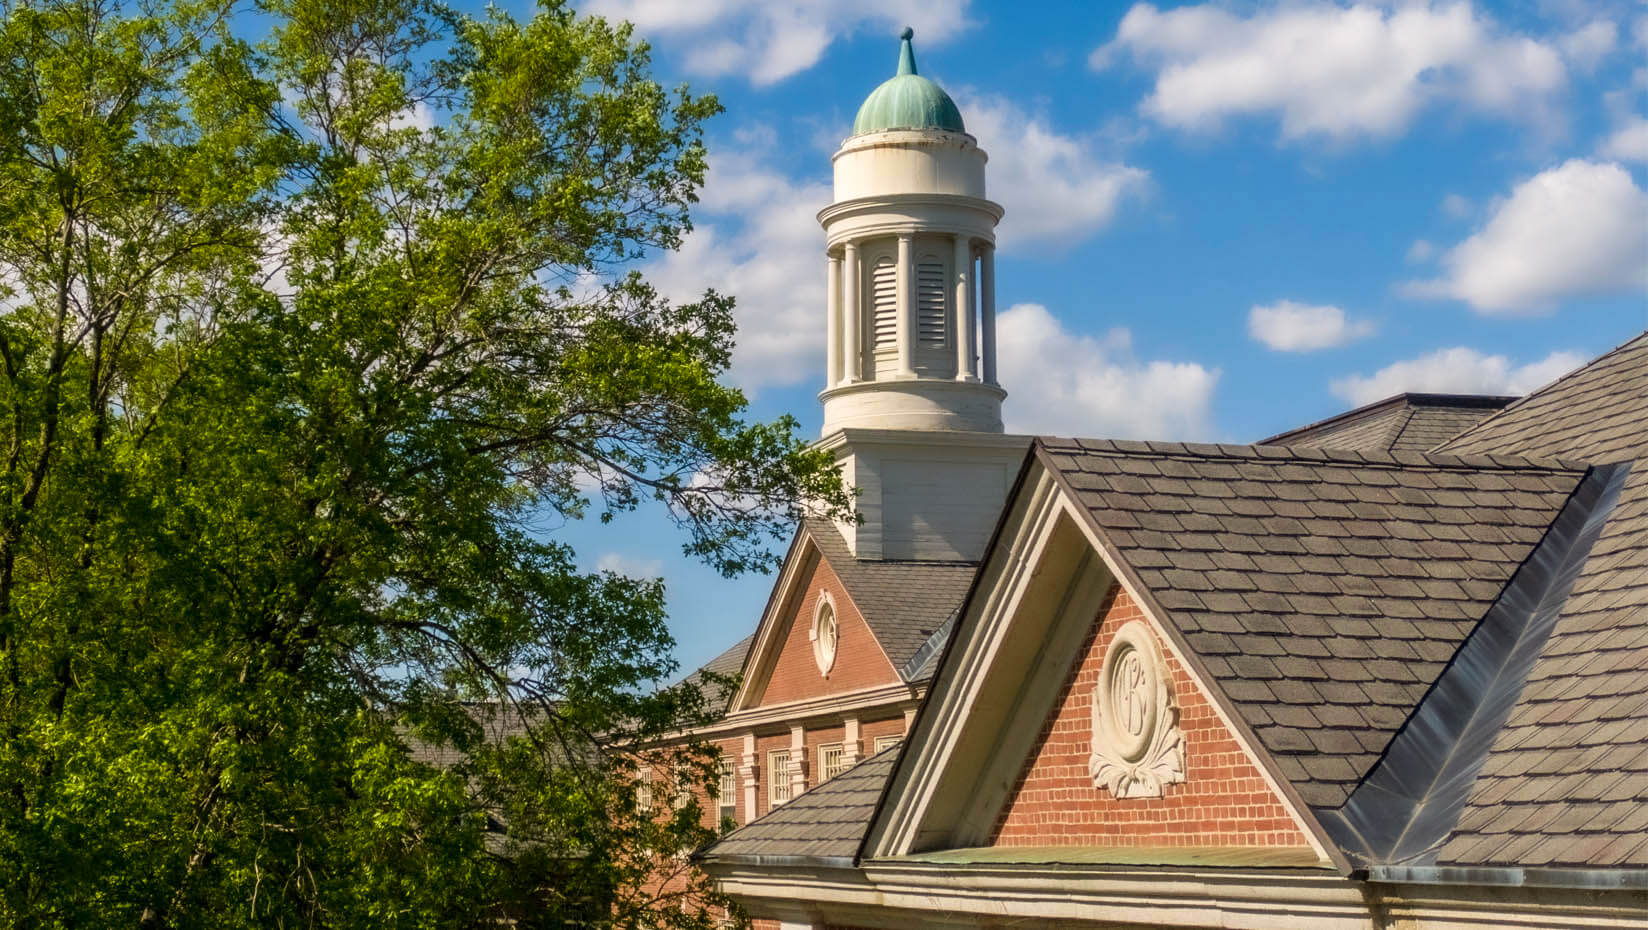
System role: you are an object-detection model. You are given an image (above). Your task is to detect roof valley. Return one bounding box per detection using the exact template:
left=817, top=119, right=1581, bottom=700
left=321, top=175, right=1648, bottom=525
left=1320, top=462, right=1633, bottom=866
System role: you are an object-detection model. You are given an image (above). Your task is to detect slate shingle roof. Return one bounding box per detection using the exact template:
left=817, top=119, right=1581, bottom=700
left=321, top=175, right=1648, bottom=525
left=1425, top=330, right=1648, bottom=869
left=699, top=746, right=899, bottom=863
left=1261, top=393, right=1515, bottom=455
left=1038, top=439, right=1587, bottom=809
left=806, top=519, right=976, bottom=678
left=1438, top=331, right=1647, bottom=465
left=676, top=634, right=754, bottom=715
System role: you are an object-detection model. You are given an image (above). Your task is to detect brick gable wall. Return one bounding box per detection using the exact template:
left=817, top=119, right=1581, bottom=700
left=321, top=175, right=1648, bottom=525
left=751, top=553, right=898, bottom=707
left=991, top=585, right=1312, bottom=850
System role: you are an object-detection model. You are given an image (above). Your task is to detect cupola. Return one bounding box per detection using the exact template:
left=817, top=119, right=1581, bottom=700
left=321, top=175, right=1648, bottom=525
left=817, top=27, right=1006, bottom=435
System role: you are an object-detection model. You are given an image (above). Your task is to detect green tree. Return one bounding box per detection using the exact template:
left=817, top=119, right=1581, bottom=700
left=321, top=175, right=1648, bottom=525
left=0, top=0, right=843, bottom=925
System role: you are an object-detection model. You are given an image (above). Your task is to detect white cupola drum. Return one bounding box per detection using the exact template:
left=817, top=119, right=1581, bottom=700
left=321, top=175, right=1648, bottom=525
left=818, top=27, right=1005, bottom=435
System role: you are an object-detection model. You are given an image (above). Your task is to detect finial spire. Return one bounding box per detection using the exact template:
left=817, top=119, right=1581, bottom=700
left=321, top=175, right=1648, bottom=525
left=897, top=27, right=917, bottom=76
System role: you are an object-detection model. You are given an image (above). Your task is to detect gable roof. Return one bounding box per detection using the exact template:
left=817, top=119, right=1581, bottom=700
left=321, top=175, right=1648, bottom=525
left=1260, top=393, right=1515, bottom=454
left=806, top=520, right=976, bottom=675
left=713, top=518, right=977, bottom=715
left=1037, top=438, right=1586, bottom=810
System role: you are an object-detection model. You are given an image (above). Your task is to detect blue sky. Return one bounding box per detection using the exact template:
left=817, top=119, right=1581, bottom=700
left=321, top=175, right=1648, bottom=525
left=549, top=0, right=1648, bottom=676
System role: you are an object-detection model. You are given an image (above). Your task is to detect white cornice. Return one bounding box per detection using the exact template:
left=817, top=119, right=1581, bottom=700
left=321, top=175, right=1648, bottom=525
left=703, top=860, right=1648, bottom=930
left=816, top=192, right=1004, bottom=228
left=705, top=860, right=1368, bottom=930
left=815, top=427, right=1031, bottom=454
left=674, top=682, right=925, bottom=741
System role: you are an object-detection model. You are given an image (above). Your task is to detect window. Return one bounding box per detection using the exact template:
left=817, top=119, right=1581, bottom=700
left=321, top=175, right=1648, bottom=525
left=874, top=734, right=902, bottom=754
left=636, top=779, right=654, bottom=813
left=717, top=760, right=737, bottom=827
left=672, top=768, right=693, bottom=810
left=811, top=595, right=838, bottom=675
left=916, top=258, right=947, bottom=346
left=767, top=749, right=792, bottom=807
left=818, top=743, right=848, bottom=783
left=870, top=256, right=897, bottom=349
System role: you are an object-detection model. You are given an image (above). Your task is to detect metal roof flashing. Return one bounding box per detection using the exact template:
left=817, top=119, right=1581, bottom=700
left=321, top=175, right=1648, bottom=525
left=1323, top=461, right=1633, bottom=866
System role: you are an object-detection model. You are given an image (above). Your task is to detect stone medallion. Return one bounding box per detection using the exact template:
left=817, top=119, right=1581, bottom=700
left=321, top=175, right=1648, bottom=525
left=1089, top=620, right=1186, bottom=799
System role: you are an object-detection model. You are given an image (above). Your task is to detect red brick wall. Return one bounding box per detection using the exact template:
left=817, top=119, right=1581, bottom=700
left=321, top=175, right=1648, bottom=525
left=861, top=716, right=906, bottom=754
left=991, top=585, right=1311, bottom=850
left=752, top=553, right=898, bottom=707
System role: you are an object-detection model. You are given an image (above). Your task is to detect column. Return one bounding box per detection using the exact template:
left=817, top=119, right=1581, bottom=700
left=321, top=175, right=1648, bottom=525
left=825, top=252, right=841, bottom=389
left=980, top=244, right=997, bottom=385
left=789, top=724, right=808, bottom=798
left=895, top=233, right=915, bottom=378
left=842, top=241, right=860, bottom=382
left=740, top=731, right=758, bottom=823
left=842, top=715, right=862, bottom=767
left=953, top=235, right=975, bottom=381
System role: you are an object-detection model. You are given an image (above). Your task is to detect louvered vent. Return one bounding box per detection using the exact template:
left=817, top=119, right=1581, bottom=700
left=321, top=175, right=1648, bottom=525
left=871, top=258, right=897, bottom=348
left=917, top=260, right=946, bottom=346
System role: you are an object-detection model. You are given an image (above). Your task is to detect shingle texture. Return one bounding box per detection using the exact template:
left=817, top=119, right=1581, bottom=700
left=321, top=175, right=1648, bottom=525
left=1261, top=394, right=1514, bottom=455
left=1427, top=331, right=1648, bottom=869
left=676, top=634, right=754, bottom=715
left=1037, top=438, right=1586, bottom=809
left=1438, top=331, right=1646, bottom=465
left=700, top=747, right=899, bottom=863
left=805, top=520, right=975, bottom=678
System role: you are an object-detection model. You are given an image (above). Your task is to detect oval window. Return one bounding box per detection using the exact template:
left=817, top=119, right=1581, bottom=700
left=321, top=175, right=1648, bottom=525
left=812, top=598, right=839, bottom=676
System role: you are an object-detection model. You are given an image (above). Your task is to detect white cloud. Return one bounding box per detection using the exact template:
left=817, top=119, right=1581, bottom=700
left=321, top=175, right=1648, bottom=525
left=1441, top=193, right=1473, bottom=219
left=586, top=0, right=971, bottom=85
left=1558, top=20, right=1617, bottom=70
left=596, top=552, right=664, bottom=579
left=1600, top=116, right=1648, bottom=161
left=997, top=303, right=1219, bottom=439
left=1405, top=159, right=1648, bottom=313
left=955, top=94, right=1150, bottom=249
left=1330, top=347, right=1587, bottom=405
left=1407, top=239, right=1436, bottom=263
left=1248, top=301, right=1373, bottom=352
left=1094, top=2, right=1568, bottom=140
left=643, top=134, right=832, bottom=391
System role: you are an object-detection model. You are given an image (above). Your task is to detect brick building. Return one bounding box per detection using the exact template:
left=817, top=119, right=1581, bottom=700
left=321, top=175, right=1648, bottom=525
left=668, top=30, right=1648, bottom=930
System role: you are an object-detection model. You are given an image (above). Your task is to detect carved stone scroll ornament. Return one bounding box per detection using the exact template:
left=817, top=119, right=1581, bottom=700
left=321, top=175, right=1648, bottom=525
left=1089, top=620, right=1186, bottom=799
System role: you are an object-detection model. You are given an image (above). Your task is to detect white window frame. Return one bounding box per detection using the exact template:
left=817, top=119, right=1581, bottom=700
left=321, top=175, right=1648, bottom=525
left=717, top=759, right=737, bottom=821
left=636, top=779, right=654, bottom=813
left=873, top=734, right=902, bottom=754
left=818, top=742, right=847, bottom=782
left=767, top=749, right=792, bottom=807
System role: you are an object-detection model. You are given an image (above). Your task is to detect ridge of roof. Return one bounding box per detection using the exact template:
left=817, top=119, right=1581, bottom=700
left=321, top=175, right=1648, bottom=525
left=1260, top=393, right=1517, bottom=448
left=1321, top=461, right=1631, bottom=866
left=1039, top=436, right=1586, bottom=474
left=1437, top=329, right=1648, bottom=464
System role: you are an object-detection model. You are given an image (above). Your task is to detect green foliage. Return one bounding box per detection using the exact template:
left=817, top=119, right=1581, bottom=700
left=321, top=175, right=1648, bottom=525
left=0, top=0, right=845, bottom=925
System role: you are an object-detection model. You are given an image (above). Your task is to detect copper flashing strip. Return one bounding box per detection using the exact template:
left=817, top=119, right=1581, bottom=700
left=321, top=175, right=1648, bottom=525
left=1323, top=462, right=1632, bottom=866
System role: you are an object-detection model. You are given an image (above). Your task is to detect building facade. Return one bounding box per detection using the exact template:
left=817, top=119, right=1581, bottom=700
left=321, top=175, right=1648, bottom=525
left=673, top=29, right=1648, bottom=930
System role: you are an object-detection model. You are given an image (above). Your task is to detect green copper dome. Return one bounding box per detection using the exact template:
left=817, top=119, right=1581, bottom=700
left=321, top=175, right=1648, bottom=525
left=851, top=28, right=965, bottom=136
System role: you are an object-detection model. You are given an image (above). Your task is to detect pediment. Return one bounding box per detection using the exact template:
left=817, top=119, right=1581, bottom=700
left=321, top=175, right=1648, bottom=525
left=864, top=456, right=1340, bottom=867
